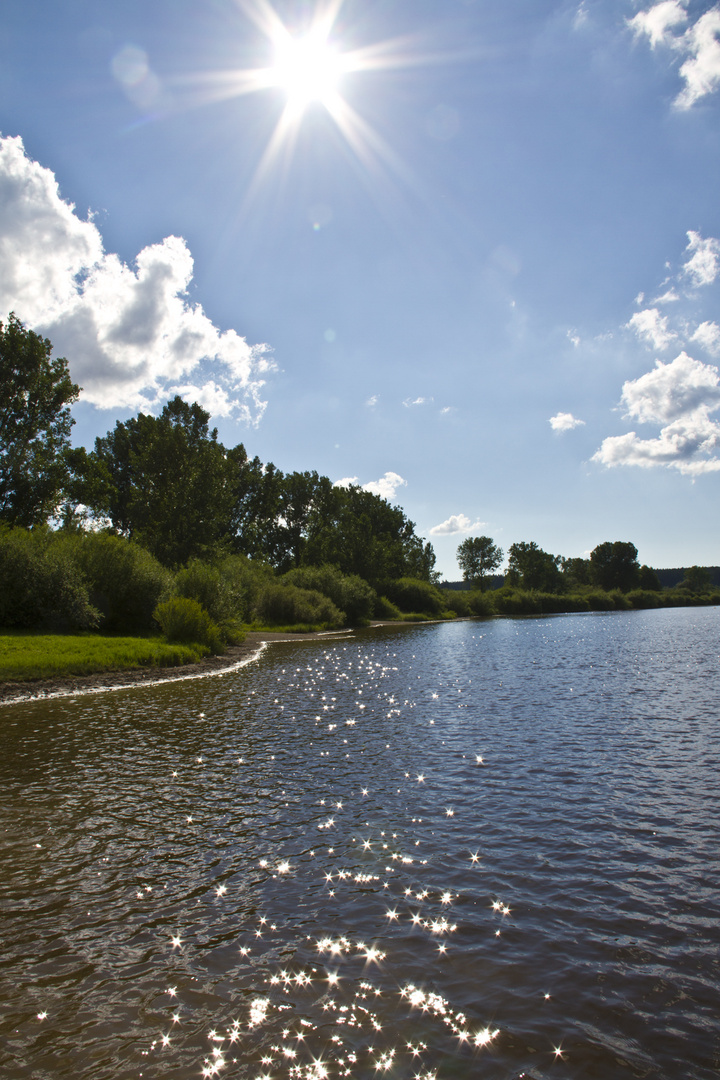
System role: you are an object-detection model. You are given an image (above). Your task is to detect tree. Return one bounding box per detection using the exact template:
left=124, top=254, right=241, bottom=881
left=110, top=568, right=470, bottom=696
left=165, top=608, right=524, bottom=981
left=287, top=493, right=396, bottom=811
left=507, top=541, right=562, bottom=592
left=457, top=535, right=504, bottom=591
left=0, top=314, right=80, bottom=526
left=590, top=541, right=640, bottom=592
left=680, top=565, right=711, bottom=593
left=80, top=397, right=240, bottom=566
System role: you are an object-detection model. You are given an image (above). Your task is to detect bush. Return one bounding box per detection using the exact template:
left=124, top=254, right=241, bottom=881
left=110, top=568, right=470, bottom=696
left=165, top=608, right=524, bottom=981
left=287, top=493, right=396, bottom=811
left=445, top=591, right=472, bottom=617
left=493, top=588, right=541, bottom=615
left=216, top=554, right=273, bottom=622
left=0, top=526, right=99, bottom=630
left=63, top=531, right=172, bottom=632
left=385, top=577, right=445, bottom=616
left=253, top=583, right=345, bottom=628
left=283, top=565, right=376, bottom=625
left=627, top=589, right=661, bottom=609
left=467, top=591, right=495, bottom=617
left=153, top=596, right=224, bottom=653
left=374, top=595, right=402, bottom=620
left=175, top=559, right=245, bottom=643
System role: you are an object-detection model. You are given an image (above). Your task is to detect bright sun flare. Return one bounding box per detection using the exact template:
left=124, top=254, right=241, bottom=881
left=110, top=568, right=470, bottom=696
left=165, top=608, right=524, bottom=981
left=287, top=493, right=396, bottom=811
left=271, top=34, right=344, bottom=108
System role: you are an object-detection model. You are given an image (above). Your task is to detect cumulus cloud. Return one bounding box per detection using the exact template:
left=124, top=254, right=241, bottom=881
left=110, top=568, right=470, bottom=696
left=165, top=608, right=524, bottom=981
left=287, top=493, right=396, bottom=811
left=549, top=412, right=585, bottom=432
left=333, top=471, right=408, bottom=501
left=682, top=230, right=720, bottom=287
left=429, top=514, right=482, bottom=536
left=594, top=351, right=720, bottom=475
left=0, top=134, right=273, bottom=420
left=629, top=3, right=720, bottom=109
left=626, top=307, right=677, bottom=349
left=628, top=1, right=688, bottom=49
left=362, top=471, right=407, bottom=500
left=403, top=396, right=433, bottom=408
left=691, top=320, right=720, bottom=355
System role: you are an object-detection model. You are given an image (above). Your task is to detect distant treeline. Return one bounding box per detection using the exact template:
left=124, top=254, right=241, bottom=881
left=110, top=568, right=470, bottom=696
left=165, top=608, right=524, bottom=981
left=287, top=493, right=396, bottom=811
left=442, top=567, right=720, bottom=591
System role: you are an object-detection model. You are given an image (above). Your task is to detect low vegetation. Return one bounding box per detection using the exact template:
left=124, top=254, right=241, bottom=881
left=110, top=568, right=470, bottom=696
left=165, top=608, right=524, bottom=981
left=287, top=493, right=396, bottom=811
left=0, top=632, right=207, bottom=683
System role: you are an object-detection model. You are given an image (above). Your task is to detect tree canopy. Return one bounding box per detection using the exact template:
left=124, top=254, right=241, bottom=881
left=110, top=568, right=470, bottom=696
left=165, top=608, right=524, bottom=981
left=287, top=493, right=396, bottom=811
left=456, top=535, right=504, bottom=590
left=0, top=314, right=80, bottom=526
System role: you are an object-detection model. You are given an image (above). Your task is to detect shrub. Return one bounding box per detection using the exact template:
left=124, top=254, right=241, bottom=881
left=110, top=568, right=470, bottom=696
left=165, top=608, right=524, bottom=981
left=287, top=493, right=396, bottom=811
left=0, top=526, right=99, bottom=630
left=216, top=554, right=273, bottom=622
left=283, top=565, right=376, bottom=625
left=374, top=595, right=402, bottom=620
left=627, top=589, right=661, bottom=609
left=467, top=591, right=495, bottom=617
left=153, top=596, right=224, bottom=653
left=493, top=588, right=541, bottom=615
left=253, top=583, right=345, bottom=629
left=175, top=558, right=245, bottom=642
left=385, top=577, right=445, bottom=615
left=63, top=531, right=172, bottom=632
left=445, top=591, right=472, bottom=617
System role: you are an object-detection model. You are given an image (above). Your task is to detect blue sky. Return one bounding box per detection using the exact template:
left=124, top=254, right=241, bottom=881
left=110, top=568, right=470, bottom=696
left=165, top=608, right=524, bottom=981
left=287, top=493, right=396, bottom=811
left=1, top=0, right=719, bottom=578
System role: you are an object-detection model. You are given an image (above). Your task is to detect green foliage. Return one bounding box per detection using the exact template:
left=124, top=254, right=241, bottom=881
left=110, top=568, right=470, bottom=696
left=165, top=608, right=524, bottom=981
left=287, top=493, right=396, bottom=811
left=62, top=531, right=172, bottom=632
left=679, top=565, right=712, bottom=593
left=0, top=526, right=99, bottom=630
left=175, top=559, right=245, bottom=643
left=561, top=557, right=592, bottom=588
left=507, top=541, right=563, bottom=592
left=627, top=589, right=661, bottom=609
left=283, top=564, right=376, bottom=625
left=467, top=591, right=495, bottom=616
left=0, top=314, right=80, bottom=526
left=590, top=541, right=640, bottom=592
left=385, top=577, right=446, bottom=615
left=153, top=596, right=224, bottom=653
left=253, top=584, right=345, bottom=629
left=374, top=595, right=402, bottom=620
left=80, top=397, right=242, bottom=567
left=638, top=564, right=662, bottom=591
left=0, top=631, right=206, bottom=682
left=456, top=535, right=504, bottom=590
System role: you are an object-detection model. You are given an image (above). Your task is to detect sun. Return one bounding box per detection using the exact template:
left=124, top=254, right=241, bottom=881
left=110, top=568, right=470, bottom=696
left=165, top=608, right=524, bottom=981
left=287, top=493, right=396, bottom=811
left=270, top=32, right=345, bottom=110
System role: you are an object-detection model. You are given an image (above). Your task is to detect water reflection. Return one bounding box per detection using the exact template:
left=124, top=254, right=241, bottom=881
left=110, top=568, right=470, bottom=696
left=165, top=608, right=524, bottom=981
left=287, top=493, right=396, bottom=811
left=1, top=609, right=719, bottom=1079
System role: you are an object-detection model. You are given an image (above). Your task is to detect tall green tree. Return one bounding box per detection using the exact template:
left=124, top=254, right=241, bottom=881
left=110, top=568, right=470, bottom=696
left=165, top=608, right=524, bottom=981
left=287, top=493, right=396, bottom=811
left=457, top=535, right=504, bottom=590
left=81, top=396, right=240, bottom=566
left=507, top=541, right=563, bottom=592
left=590, top=541, right=640, bottom=592
left=0, top=314, right=80, bottom=526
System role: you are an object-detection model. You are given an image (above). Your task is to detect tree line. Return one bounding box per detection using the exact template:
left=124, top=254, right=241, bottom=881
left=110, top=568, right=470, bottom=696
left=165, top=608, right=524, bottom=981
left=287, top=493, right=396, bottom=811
left=0, top=315, right=436, bottom=588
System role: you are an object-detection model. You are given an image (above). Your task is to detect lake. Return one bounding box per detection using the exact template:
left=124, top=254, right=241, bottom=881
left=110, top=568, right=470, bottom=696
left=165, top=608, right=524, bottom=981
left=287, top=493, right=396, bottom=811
left=1, top=607, right=719, bottom=1079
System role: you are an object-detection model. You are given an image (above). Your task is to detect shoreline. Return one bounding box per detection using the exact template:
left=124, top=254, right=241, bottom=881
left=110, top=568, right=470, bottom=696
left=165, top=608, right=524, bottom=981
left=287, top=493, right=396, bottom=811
left=0, top=628, right=360, bottom=706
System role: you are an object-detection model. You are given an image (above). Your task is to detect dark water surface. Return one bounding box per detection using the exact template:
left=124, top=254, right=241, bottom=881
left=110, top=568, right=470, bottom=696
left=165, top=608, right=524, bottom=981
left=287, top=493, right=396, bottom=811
left=1, top=608, right=719, bottom=1080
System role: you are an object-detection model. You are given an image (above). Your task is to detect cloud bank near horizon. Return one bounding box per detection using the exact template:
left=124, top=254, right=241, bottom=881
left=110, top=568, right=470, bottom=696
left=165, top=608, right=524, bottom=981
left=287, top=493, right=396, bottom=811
left=0, top=135, right=273, bottom=421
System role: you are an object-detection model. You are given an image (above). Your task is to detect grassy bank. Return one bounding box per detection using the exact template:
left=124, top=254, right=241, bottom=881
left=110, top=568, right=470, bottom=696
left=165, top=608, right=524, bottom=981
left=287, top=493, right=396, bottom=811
left=0, top=632, right=209, bottom=682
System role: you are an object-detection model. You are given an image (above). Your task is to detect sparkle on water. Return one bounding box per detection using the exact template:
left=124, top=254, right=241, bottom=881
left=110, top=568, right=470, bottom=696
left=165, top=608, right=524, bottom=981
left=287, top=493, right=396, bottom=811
left=1, top=609, right=719, bottom=1079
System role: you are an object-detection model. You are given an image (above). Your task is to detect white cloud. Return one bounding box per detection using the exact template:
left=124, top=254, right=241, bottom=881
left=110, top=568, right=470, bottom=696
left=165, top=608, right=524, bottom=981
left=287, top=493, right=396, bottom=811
left=362, top=471, right=407, bottom=500
left=365, top=394, right=379, bottom=407
left=549, top=412, right=585, bottom=432
left=691, top=320, right=720, bottom=355
left=630, top=3, right=720, bottom=109
left=682, top=230, right=720, bottom=287
left=626, top=307, right=677, bottom=349
left=652, top=288, right=680, bottom=303
left=567, top=329, right=580, bottom=347
left=333, top=471, right=407, bottom=501
left=429, top=514, right=483, bottom=536
left=676, top=8, right=720, bottom=109
left=628, top=1, right=688, bottom=49
left=594, top=351, right=720, bottom=475
left=0, top=134, right=272, bottom=421
left=619, top=351, right=720, bottom=423
left=403, top=396, right=433, bottom=408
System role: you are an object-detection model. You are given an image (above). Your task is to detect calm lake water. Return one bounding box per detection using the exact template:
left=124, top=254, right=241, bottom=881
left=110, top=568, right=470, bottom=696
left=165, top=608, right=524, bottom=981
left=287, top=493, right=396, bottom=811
left=1, top=608, right=719, bottom=1080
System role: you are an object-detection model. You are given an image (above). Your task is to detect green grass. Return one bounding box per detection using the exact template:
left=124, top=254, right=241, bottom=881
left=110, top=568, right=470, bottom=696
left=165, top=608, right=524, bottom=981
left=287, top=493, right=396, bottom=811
left=0, top=632, right=209, bottom=682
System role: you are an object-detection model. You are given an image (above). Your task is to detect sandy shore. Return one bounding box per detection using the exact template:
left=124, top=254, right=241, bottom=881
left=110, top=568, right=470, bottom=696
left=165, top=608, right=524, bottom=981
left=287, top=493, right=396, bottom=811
left=0, top=628, right=360, bottom=706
